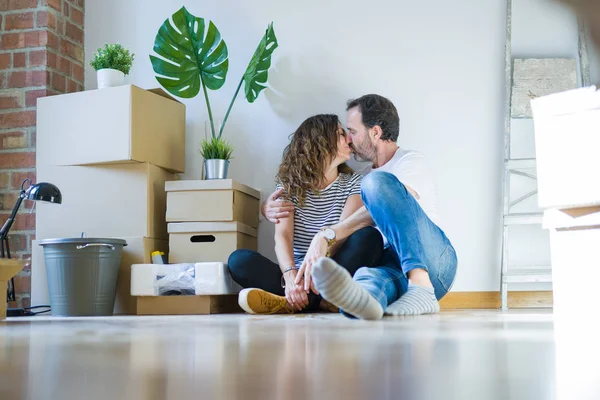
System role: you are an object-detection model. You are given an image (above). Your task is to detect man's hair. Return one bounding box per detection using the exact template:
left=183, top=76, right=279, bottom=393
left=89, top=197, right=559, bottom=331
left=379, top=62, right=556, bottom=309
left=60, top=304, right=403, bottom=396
left=346, top=94, right=400, bottom=142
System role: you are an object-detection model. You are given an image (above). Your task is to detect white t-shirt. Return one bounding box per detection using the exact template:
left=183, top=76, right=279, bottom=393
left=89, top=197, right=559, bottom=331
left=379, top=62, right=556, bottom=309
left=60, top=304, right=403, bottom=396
left=361, top=147, right=440, bottom=231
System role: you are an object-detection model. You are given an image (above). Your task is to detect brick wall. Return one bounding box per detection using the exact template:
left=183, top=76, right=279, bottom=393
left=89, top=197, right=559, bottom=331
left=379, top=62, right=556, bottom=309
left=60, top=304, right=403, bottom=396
left=1, top=0, right=84, bottom=308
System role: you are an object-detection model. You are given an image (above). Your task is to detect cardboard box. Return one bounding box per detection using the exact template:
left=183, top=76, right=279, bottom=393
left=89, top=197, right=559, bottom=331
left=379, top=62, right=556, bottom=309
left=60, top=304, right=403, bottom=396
left=36, top=163, right=177, bottom=240
left=37, top=85, right=186, bottom=173
left=543, top=207, right=600, bottom=318
left=31, top=237, right=168, bottom=315
left=165, top=179, right=260, bottom=228
left=531, top=86, right=600, bottom=210
left=0, top=259, right=26, bottom=319
left=168, top=222, right=257, bottom=263
left=131, top=262, right=242, bottom=296
left=136, top=295, right=241, bottom=315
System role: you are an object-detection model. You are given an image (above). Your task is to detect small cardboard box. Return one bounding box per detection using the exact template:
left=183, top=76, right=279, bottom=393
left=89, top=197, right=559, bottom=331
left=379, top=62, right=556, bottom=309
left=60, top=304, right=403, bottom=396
left=136, top=295, right=241, bottom=315
left=31, top=237, right=168, bottom=315
left=165, top=179, right=260, bottom=228
left=0, top=259, right=26, bottom=320
left=168, top=222, right=257, bottom=263
left=531, top=86, right=600, bottom=210
left=36, top=163, right=177, bottom=240
left=37, top=85, right=186, bottom=173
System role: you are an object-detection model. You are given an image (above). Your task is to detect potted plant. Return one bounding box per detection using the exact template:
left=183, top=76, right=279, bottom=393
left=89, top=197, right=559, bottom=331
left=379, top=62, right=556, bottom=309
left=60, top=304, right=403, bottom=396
left=90, top=43, right=135, bottom=89
left=149, top=6, right=278, bottom=179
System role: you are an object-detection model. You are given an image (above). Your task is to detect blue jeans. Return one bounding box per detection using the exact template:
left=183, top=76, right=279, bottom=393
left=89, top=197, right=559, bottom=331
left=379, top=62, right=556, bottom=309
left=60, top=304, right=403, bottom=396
left=350, top=171, right=458, bottom=312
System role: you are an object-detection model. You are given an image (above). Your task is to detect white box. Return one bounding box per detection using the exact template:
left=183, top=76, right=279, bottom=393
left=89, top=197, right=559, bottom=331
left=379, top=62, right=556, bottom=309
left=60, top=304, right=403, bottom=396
left=36, top=163, right=177, bottom=240
left=531, top=86, right=600, bottom=210
left=131, top=262, right=241, bottom=296
left=37, top=85, right=186, bottom=173
left=165, top=179, right=261, bottom=228
left=168, top=222, right=258, bottom=263
left=543, top=207, right=600, bottom=318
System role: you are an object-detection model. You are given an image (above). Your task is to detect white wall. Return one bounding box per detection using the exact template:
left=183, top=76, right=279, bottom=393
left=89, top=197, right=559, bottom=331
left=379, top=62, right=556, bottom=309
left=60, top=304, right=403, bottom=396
left=84, top=0, right=595, bottom=291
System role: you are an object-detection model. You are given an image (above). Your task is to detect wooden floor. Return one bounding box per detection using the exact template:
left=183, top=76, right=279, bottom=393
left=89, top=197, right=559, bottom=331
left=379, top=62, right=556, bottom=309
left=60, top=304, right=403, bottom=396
left=0, top=310, right=597, bottom=400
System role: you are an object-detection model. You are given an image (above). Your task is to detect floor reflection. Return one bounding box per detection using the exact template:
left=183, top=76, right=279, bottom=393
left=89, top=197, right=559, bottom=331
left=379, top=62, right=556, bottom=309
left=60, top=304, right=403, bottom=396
left=0, top=311, right=565, bottom=400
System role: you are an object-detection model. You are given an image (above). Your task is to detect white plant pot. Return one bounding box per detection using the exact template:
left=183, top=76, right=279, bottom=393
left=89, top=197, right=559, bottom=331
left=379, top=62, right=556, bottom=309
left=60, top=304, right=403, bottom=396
left=97, top=68, right=125, bottom=89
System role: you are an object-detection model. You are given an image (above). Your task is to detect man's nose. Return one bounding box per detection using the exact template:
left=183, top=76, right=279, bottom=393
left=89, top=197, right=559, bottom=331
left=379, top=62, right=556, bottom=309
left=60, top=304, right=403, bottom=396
left=346, top=134, right=353, bottom=144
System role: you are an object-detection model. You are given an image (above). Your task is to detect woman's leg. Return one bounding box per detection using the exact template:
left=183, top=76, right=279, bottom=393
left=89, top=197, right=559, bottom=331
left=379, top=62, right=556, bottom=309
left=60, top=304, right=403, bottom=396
left=332, top=226, right=384, bottom=276
left=228, top=249, right=321, bottom=312
left=228, top=249, right=285, bottom=296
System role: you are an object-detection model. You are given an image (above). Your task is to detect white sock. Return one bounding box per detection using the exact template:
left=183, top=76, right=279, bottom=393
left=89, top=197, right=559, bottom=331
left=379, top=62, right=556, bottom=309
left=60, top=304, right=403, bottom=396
left=311, top=257, right=383, bottom=320
left=385, top=284, right=440, bottom=316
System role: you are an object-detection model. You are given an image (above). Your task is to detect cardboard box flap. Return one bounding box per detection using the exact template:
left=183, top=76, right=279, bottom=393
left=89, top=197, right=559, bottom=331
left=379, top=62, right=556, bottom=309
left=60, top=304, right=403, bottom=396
left=0, top=259, right=26, bottom=280
left=168, top=221, right=258, bottom=237
left=531, top=85, right=600, bottom=117
left=165, top=179, right=260, bottom=199
left=145, top=86, right=183, bottom=104
left=543, top=207, right=600, bottom=230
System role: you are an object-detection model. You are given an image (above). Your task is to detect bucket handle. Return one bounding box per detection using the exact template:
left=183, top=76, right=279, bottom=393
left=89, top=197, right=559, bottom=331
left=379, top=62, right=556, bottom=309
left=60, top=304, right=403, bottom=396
left=76, top=243, right=115, bottom=250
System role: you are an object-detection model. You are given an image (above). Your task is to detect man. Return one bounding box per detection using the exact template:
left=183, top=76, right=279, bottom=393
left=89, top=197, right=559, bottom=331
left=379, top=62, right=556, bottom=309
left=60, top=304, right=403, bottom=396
left=263, top=94, right=458, bottom=319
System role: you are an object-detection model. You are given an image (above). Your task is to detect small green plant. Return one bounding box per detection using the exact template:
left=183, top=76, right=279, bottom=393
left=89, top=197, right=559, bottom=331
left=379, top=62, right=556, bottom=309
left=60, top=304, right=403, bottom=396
left=199, top=137, right=234, bottom=160
left=90, top=43, right=135, bottom=75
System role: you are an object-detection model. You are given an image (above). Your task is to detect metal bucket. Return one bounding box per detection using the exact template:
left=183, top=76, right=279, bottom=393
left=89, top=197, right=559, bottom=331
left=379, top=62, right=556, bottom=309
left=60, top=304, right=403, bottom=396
left=204, top=159, right=229, bottom=179
left=39, top=238, right=127, bottom=316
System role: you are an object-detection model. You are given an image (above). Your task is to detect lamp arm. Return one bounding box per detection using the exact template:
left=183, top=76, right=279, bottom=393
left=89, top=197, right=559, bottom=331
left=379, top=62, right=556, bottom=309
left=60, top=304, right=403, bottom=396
left=0, top=191, right=26, bottom=241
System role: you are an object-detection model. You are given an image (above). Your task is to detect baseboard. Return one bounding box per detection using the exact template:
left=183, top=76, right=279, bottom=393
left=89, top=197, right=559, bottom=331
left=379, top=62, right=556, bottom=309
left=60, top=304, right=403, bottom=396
left=439, top=291, right=553, bottom=309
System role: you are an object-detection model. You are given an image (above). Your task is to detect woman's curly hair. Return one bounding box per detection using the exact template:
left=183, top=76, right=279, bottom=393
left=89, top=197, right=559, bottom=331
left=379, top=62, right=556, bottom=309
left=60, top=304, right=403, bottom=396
left=276, top=114, right=352, bottom=206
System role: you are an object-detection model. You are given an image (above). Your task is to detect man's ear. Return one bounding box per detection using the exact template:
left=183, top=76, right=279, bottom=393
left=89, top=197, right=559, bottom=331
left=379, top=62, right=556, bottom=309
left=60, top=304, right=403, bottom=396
left=371, top=125, right=383, bottom=141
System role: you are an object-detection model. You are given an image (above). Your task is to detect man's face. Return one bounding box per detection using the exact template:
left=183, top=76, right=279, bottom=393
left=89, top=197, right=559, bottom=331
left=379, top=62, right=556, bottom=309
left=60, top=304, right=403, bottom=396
left=346, top=107, right=376, bottom=163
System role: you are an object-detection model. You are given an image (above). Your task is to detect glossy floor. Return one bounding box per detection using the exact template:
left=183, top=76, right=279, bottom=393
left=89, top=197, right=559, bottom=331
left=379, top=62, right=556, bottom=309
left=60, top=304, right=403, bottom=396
left=0, top=310, right=598, bottom=400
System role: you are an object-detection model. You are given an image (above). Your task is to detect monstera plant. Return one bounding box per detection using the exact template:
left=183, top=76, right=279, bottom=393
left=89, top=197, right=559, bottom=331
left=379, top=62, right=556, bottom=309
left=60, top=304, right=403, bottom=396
left=150, top=6, right=278, bottom=179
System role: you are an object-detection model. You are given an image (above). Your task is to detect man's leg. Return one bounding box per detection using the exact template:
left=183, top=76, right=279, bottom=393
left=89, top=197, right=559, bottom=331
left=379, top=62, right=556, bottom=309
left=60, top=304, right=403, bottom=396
left=312, top=249, right=404, bottom=320
left=360, top=171, right=458, bottom=315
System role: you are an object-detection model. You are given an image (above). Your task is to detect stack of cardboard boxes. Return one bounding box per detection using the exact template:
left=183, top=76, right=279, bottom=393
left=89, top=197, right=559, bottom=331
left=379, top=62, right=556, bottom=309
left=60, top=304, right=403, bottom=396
left=32, top=85, right=185, bottom=314
left=531, top=86, right=600, bottom=318
left=132, top=179, right=261, bottom=315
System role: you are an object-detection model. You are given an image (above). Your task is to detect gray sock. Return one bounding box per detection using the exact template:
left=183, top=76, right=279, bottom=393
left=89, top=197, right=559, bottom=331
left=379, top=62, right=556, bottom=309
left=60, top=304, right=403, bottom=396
left=385, top=284, right=440, bottom=316
left=312, top=257, right=384, bottom=320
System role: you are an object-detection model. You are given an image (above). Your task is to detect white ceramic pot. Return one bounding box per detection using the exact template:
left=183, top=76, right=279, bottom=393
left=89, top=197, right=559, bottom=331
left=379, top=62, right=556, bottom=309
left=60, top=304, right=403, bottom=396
left=97, top=68, right=125, bottom=89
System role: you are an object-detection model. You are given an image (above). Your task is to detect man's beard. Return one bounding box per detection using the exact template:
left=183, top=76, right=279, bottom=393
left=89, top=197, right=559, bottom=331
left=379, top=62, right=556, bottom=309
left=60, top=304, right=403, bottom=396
left=351, top=141, right=376, bottom=163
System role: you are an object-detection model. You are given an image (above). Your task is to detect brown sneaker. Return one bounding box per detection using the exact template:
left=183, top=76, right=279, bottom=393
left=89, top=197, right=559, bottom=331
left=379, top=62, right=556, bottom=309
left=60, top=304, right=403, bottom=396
left=319, top=299, right=340, bottom=313
left=238, top=288, right=295, bottom=314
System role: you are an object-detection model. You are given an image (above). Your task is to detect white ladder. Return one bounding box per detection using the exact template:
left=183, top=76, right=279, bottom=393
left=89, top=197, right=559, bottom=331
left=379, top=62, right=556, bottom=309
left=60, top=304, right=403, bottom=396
left=500, top=0, right=591, bottom=310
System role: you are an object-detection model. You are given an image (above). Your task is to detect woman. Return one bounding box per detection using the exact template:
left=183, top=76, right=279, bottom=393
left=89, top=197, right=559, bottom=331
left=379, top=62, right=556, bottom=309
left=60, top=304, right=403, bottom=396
left=228, top=114, right=384, bottom=314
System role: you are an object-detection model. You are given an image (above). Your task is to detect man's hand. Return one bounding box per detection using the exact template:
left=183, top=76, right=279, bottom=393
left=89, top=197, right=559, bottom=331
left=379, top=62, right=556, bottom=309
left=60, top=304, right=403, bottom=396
left=284, top=271, right=309, bottom=311
left=296, top=233, right=328, bottom=293
left=262, top=188, right=294, bottom=224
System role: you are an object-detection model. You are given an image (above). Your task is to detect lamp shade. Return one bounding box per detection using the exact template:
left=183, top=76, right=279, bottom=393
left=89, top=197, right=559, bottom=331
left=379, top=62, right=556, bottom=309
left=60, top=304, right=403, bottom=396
left=26, top=182, right=62, bottom=204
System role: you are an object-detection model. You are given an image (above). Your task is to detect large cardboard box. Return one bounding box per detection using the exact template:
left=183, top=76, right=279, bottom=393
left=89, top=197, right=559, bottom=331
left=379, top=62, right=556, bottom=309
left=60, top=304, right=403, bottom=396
left=37, top=85, right=186, bottom=173
left=31, top=237, right=168, bottom=315
left=531, top=86, right=600, bottom=210
left=165, top=179, right=260, bottom=228
left=36, top=163, right=177, bottom=240
left=0, top=259, right=26, bottom=319
left=136, top=295, right=241, bottom=315
left=168, top=222, right=257, bottom=263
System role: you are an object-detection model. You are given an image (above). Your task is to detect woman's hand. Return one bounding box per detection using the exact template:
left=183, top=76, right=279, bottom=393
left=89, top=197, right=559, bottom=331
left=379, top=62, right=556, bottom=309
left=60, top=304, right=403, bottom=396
left=296, top=234, right=328, bottom=294
left=284, top=270, right=309, bottom=311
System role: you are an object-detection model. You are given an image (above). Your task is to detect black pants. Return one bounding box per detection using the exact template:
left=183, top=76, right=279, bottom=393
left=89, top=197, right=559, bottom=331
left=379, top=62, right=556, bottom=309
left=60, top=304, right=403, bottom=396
left=228, top=226, right=384, bottom=311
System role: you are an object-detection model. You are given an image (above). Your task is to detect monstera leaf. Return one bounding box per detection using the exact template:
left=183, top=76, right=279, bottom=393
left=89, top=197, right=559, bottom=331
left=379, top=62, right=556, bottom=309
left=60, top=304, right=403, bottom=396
left=150, top=6, right=229, bottom=99
left=243, top=22, right=278, bottom=103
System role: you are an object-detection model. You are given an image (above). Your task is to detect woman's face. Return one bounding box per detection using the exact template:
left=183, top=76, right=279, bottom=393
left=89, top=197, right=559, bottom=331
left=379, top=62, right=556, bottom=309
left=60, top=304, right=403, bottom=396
left=335, top=123, right=352, bottom=162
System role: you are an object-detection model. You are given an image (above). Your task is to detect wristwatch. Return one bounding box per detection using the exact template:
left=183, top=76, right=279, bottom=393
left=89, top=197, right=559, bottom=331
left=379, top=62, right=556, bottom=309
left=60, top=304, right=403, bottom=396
left=319, top=227, right=337, bottom=254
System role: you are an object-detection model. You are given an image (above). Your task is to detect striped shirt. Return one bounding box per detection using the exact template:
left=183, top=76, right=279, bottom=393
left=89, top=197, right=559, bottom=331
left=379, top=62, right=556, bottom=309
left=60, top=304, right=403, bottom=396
left=277, top=172, right=362, bottom=267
